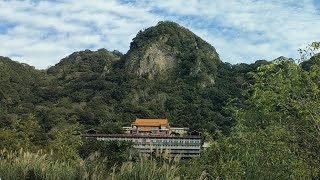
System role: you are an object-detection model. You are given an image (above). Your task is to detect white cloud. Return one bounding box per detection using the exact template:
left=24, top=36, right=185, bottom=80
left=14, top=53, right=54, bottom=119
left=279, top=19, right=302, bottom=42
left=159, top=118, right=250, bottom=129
left=0, top=0, right=161, bottom=69
left=148, top=0, right=320, bottom=62
left=0, top=0, right=319, bottom=69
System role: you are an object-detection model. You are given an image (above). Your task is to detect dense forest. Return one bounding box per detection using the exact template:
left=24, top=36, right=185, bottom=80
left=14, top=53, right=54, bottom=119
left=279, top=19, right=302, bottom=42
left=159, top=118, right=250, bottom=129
left=0, top=21, right=319, bottom=179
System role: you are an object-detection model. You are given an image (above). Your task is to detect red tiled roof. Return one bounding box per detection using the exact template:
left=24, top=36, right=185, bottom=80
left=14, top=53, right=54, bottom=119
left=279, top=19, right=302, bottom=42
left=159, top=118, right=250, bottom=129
left=132, top=118, right=169, bottom=127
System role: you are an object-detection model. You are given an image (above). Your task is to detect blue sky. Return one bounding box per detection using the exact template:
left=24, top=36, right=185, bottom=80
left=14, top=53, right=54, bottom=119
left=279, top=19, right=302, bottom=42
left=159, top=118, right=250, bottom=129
left=0, top=0, right=319, bottom=69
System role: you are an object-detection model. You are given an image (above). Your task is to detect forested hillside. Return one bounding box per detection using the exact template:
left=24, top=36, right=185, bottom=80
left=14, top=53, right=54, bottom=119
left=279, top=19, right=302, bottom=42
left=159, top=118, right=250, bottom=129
left=1, top=21, right=261, bottom=137
left=0, top=21, right=319, bottom=179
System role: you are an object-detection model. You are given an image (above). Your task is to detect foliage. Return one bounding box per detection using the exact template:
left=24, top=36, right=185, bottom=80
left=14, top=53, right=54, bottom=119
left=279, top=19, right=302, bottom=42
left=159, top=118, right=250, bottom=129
left=78, top=139, right=133, bottom=168
left=98, top=121, right=124, bottom=134
left=179, top=42, right=320, bottom=179
left=109, top=156, right=181, bottom=180
left=0, top=148, right=185, bottom=180
left=189, top=42, right=320, bottom=179
left=0, top=148, right=81, bottom=180
left=236, top=56, right=320, bottom=178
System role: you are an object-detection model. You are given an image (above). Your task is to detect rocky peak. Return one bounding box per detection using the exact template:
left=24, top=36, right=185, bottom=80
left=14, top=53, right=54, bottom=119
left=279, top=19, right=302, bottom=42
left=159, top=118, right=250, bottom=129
left=124, top=21, right=220, bottom=83
left=45, top=21, right=221, bottom=87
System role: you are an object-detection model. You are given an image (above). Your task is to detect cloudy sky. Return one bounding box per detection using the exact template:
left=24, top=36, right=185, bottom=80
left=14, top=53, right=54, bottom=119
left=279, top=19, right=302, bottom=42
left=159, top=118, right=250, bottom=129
left=0, top=0, right=319, bottom=69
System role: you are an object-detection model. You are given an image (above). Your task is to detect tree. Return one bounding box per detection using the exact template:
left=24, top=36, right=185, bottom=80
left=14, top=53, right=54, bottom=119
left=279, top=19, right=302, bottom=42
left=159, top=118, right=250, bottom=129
left=46, top=123, right=83, bottom=162
left=187, top=42, right=320, bottom=179
left=231, top=42, right=320, bottom=178
left=0, top=113, right=42, bottom=150
left=98, top=121, right=124, bottom=134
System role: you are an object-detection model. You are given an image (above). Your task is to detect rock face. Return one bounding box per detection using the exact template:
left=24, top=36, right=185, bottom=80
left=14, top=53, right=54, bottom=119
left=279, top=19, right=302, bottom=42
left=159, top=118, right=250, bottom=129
left=125, top=43, right=177, bottom=79
left=137, top=44, right=176, bottom=78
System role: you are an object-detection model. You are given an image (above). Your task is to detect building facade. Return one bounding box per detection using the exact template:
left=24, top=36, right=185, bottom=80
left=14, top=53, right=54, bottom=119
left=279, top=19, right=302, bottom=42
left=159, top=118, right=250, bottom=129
left=82, top=118, right=202, bottom=158
left=131, top=118, right=170, bottom=135
left=170, top=127, right=189, bottom=135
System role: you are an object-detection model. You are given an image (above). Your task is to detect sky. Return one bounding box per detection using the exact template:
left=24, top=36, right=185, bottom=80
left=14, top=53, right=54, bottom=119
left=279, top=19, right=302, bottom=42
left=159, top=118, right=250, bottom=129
left=0, top=0, right=319, bottom=69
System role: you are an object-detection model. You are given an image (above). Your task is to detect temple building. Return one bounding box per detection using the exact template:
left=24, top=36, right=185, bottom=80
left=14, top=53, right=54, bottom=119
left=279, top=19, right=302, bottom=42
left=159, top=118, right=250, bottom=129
left=82, top=118, right=202, bottom=158
left=131, top=118, right=170, bottom=135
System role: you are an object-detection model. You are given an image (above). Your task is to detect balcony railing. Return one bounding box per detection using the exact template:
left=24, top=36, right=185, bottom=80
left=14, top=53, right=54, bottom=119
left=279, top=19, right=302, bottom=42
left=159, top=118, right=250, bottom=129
left=82, top=133, right=201, bottom=139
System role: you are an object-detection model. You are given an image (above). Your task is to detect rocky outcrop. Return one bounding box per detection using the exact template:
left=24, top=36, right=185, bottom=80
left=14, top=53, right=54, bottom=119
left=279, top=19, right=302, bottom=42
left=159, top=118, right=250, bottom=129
left=125, top=42, right=177, bottom=79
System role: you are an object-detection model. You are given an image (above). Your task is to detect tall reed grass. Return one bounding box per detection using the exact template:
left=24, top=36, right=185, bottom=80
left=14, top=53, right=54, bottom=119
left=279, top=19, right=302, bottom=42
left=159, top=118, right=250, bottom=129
left=0, top=148, right=198, bottom=180
left=109, top=155, right=181, bottom=180
left=0, top=148, right=80, bottom=179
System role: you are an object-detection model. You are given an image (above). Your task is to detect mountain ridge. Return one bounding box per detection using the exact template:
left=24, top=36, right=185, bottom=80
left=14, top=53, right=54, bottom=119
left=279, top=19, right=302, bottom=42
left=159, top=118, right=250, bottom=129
left=0, top=21, right=278, bottom=136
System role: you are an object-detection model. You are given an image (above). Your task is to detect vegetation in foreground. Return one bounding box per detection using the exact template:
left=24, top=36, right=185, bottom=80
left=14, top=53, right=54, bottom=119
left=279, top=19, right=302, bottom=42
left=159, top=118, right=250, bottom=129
left=0, top=148, right=183, bottom=180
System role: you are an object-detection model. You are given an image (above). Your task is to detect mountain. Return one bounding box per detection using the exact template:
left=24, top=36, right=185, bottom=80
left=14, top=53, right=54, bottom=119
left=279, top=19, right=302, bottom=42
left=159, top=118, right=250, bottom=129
left=0, top=21, right=273, bottom=145
left=125, top=21, right=219, bottom=85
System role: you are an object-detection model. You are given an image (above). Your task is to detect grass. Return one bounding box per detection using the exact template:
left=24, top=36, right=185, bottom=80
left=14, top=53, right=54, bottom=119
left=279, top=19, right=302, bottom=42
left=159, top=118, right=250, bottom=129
left=109, top=156, right=181, bottom=180
left=0, top=148, right=195, bottom=180
left=0, top=148, right=79, bottom=179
